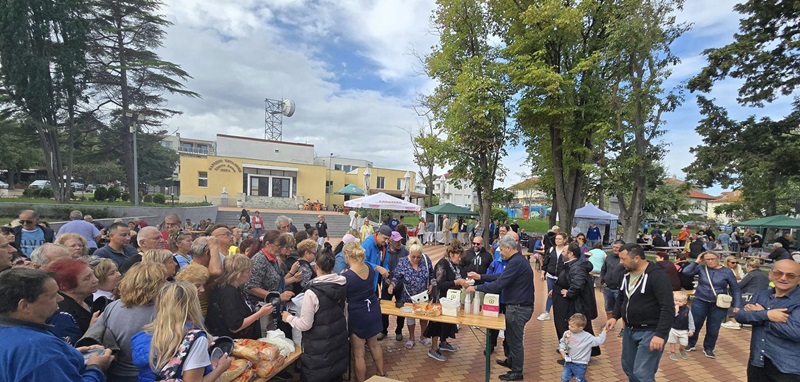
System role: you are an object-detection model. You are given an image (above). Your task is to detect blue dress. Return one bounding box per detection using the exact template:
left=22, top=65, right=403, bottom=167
left=344, top=265, right=382, bottom=339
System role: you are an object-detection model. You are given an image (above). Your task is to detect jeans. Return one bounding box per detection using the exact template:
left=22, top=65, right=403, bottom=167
left=561, top=362, right=588, bottom=382
left=545, top=277, right=556, bottom=313
left=254, top=228, right=263, bottom=239
left=621, top=329, right=664, bottom=382
left=505, top=304, right=533, bottom=374
left=588, top=239, right=599, bottom=248
left=603, top=287, right=621, bottom=313
left=687, top=298, right=727, bottom=351
left=748, top=358, right=800, bottom=382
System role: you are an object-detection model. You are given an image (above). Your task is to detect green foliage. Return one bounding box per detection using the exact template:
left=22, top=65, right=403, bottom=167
left=107, top=186, right=121, bottom=202
left=643, top=179, right=691, bottom=220
left=426, top=0, right=514, bottom=242
left=136, top=132, right=179, bottom=187
left=152, top=193, right=166, bottom=204
left=93, top=186, right=108, bottom=202
left=143, top=194, right=153, bottom=203
left=22, top=187, right=54, bottom=199
left=491, top=208, right=508, bottom=223
left=490, top=188, right=514, bottom=207
left=0, top=119, right=42, bottom=188
left=74, top=162, right=125, bottom=186
left=121, top=192, right=130, bottom=202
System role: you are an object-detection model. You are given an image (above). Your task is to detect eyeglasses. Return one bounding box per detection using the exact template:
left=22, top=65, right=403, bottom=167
left=19, top=220, right=34, bottom=225
left=727, top=261, right=737, bottom=264
left=472, top=242, right=481, bottom=245
left=771, top=270, right=799, bottom=280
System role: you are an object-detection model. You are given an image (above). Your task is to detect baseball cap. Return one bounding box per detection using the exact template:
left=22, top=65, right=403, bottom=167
left=378, top=225, right=392, bottom=237
left=390, top=231, right=402, bottom=242
left=342, top=234, right=359, bottom=244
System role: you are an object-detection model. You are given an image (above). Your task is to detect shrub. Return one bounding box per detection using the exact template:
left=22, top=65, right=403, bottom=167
left=107, top=186, right=121, bottom=201
left=152, top=193, right=166, bottom=204
left=22, top=188, right=37, bottom=198
left=94, top=186, right=108, bottom=202
left=491, top=207, right=509, bottom=223
left=143, top=194, right=153, bottom=203
left=121, top=192, right=130, bottom=202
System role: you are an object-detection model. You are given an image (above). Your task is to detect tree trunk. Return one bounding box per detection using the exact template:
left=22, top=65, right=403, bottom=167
left=115, top=12, right=135, bottom=200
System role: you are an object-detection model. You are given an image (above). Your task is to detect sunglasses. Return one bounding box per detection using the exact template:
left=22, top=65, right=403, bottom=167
left=727, top=261, right=737, bottom=264
left=13, top=259, right=28, bottom=266
left=771, top=270, right=799, bottom=280
left=19, top=220, right=35, bottom=225
left=472, top=242, right=481, bottom=245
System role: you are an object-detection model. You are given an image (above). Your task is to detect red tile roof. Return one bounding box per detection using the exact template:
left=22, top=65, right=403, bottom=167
left=689, top=189, right=717, bottom=200
left=509, top=177, right=541, bottom=191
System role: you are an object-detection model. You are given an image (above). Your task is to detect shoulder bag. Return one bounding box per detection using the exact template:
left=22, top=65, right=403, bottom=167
left=704, top=266, right=732, bottom=309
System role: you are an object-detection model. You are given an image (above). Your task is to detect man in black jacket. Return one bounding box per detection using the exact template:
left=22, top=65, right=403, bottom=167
left=605, top=243, right=674, bottom=382
left=461, top=236, right=493, bottom=280
left=600, top=240, right=626, bottom=322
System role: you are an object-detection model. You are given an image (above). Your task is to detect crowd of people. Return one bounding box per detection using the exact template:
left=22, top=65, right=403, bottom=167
left=1, top=207, right=798, bottom=382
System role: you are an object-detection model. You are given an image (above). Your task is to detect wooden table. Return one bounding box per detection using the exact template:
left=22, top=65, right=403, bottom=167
left=266, top=347, right=301, bottom=379
left=380, top=300, right=505, bottom=382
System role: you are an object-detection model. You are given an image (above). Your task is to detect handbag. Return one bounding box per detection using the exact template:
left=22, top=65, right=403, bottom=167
left=704, top=266, right=732, bottom=309
left=75, top=301, right=121, bottom=353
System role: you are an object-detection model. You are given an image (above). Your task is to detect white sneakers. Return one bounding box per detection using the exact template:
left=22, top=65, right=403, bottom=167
left=537, top=312, right=551, bottom=321
left=721, top=321, right=741, bottom=330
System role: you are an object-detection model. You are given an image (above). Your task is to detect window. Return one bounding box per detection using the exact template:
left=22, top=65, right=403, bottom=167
left=161, top=141, right=173, bottom=148
left=198, top=144, right=209, bottom=154
left=198, top=172, right=208, bottom=187
left=272, top=178, right=290, bottom=198
left=334, top=164, right=342, bottom=171
left=377, top=176, right=385, bottom=189
left=396, top=178, right=402, bottom=190
left=326, top=180, right=333, bottom=193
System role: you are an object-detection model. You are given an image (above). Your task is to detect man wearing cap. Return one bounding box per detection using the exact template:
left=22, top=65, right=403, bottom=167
left=379, top=231, right=409, bottom=341
left=363, top=225, right=392, bottom=292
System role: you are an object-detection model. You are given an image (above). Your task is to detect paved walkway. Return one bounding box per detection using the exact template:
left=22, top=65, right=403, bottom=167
left=360, top=243, right=750, bottom=382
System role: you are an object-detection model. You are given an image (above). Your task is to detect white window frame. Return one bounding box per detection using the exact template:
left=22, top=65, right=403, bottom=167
left=198, top=171, right=208, bottom=187
left=247, top=174, right=294, bottom=198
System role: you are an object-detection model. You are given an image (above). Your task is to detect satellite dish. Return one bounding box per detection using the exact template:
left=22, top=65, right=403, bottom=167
left=281, top=99, right=295, bottom=117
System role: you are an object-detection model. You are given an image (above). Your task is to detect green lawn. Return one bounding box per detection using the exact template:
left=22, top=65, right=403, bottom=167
left=513, top=219, right=552, bottom=234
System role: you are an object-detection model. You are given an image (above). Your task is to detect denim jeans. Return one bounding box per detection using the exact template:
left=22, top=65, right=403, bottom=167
left=505, top=304, right=533, bottom=374
left=687, top=298, right=727, bottom=351
left=545, top=277, right=556, bottom=313
left=621, top=329, right=664, bottom=382
left=561, top=362, right=587, bottom=382
left=603, top=287, right=621, bottom=313
left=588, top=239, right=599, bottom=248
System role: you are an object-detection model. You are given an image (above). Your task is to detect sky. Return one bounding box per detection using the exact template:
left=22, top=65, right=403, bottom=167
left=155, top=0, right=790, bottom=196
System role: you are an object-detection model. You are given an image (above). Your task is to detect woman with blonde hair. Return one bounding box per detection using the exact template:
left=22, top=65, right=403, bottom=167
left=56, top=233, right=88, bottom=259
left=169, top=230, right=194, bottom=270
left=132, top=281, right=232, bottom=382
left=142, top=248, right=178, bottom=278
left=207, top=254, right=274, bottom=339
left=724, top=255, right=745, bottom=281
left=342, top=242, right=385, bottom=381
left=90, top=258, right=122, bottom=301
left=175, top=263, right=211, bottom=297
left=91, top=262, right=167, bottom=382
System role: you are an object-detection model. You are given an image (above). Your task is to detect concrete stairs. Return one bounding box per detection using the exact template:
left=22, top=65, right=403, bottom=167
left=216, top=211, right=352, bottom=238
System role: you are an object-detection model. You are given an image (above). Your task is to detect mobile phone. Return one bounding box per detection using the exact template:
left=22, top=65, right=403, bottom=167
left=81, top=348, right=105, bottom=362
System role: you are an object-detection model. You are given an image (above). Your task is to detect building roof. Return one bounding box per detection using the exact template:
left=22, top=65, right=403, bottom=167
left=713, top=190, right=742, bottom=203
left=688, top=189, right=717, bottom=200
left=509, top=177, right=541, bottom=191
left=216, top=134, right=314, bottom=147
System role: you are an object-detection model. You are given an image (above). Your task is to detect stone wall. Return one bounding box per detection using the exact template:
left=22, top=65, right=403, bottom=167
left=0, top=203, right=218, bottom=230
left=243, top=196, right=300, bottom=210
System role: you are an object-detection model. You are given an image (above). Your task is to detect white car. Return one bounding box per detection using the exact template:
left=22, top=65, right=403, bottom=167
left=0, top=180, right=7, bottom=189
left=29, top=180, right=51, bottom=189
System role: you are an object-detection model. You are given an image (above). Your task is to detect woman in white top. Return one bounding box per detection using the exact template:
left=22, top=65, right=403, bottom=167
left=91, top=258, right=122, bottom=301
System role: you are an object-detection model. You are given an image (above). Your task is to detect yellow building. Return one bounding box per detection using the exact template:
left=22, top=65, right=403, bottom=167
left=178, top=134, right=417, bottom=209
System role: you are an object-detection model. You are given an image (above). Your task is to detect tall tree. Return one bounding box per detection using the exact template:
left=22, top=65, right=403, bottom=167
left=407, top=109, right=444, bottom=208
left=686, top=0, right=800, bottom=217
left=426, top=0, right=515, bottom=243
left=86, top=0, right=199, bottom=197
left=491, top=0, right=617, bottom=231
left=0, top=118, right=43, bottom=188
left=0, top=0, right=91, bottom=201
left=601, top=0, right=687, bottom=242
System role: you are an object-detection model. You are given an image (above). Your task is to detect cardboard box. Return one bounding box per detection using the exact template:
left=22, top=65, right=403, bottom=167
left=483, top=293, right=500, bottom=317
left=446, top=289, right=462, bottom=303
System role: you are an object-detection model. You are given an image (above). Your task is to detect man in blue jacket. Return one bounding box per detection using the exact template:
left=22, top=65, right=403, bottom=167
left=363, top=225, right=392, bottom=290
left=736, top=259, right=800, bottom=381
left=0, top=268, right=113, bottom=382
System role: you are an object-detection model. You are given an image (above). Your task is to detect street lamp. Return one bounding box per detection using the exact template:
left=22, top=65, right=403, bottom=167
left=364, top=167, right=371, bottom=196
left=124, top=111, right=144, bottom=207
left=327, top=153, right=333, bottom=208
left=403, top=171, right=411, bottom=202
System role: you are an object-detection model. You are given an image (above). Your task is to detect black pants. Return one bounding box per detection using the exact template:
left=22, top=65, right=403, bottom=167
left=488, top=304, right=508, bottom=355
left=380, top=280, right=405, bottom=335
left=748, top=358, right=800, bottom=382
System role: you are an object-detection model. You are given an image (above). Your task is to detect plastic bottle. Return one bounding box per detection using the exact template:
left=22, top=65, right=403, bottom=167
left=464, top=292, right=472, bottom=315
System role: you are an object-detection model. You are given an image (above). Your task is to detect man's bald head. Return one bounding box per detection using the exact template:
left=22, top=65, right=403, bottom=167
left=506, top=230, right=519, bottom=242
left=137, top=226, right=164, bottom=250
left=770, top=259, right=800, bottom=294
left=30, top=243, right=73, bottom=266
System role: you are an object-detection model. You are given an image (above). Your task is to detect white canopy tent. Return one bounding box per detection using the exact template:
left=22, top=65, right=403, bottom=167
left=573, top=203, right=619, bottom=245
left=344, top=192, right=421, bottom=221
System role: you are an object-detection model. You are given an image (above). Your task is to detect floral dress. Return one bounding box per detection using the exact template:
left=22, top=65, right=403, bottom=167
left=391, top=254, right=433, bottom=303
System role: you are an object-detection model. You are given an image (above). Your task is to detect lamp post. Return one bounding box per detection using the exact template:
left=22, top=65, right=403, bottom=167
left=403, top=171, right=411, bottom=202
left=124, top=111, right=144, bottom=206
left=364, top=167, right=371, bottom=196
left=327, top=153, right=333, bottom=208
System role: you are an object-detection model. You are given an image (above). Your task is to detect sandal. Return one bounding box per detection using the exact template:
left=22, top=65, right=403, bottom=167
left=405, top=340, right=415, bottom=349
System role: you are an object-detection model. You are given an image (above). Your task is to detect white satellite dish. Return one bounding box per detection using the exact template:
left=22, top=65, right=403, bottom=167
left=281, top=99, right=295, bottom=117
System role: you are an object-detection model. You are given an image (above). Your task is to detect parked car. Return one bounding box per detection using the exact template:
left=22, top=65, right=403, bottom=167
left=85, top=184, right=97, bottom=193
left=0, top=180, right=8, bottom=189
left=660, top=218, right=684, bottom=228
left=29, top=180, right=51, bottom=189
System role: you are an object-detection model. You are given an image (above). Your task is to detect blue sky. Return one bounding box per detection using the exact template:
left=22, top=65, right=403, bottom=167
left=155, top=0, right=788, bottom=196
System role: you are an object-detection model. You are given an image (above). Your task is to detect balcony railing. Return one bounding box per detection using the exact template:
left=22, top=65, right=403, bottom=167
left=178, top=147, right=212, bottom=155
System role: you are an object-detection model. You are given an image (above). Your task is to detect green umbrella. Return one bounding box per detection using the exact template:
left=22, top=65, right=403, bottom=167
left=334, top=184, right=366, bottom=196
